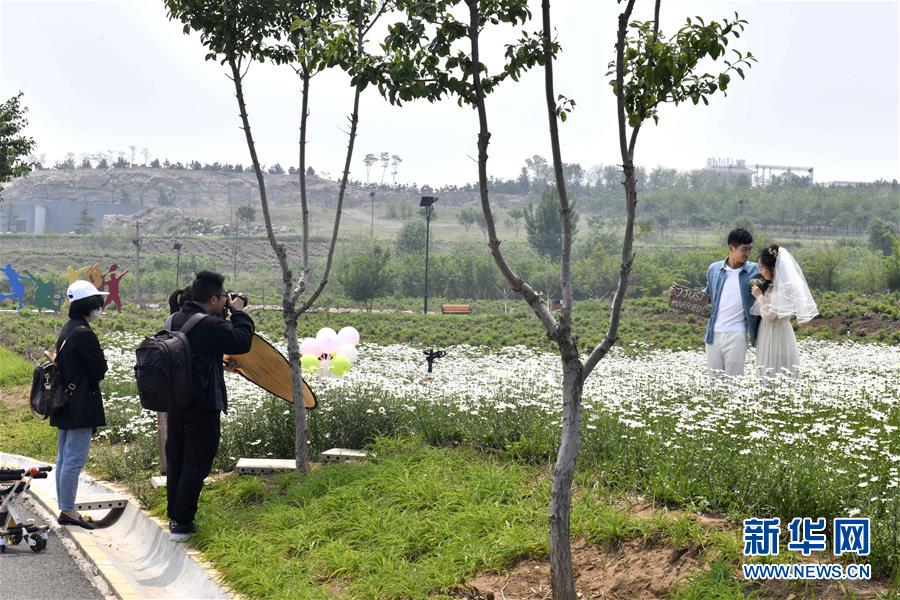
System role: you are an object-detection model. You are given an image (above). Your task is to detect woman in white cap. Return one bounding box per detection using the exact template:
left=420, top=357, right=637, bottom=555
left=51, top=280, right=109, bottom=529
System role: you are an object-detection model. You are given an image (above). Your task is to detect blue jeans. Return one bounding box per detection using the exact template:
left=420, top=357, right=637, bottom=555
left=55, top=428, right=92, bottom=511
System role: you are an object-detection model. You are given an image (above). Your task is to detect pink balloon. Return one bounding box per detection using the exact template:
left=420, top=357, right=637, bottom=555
left=319, top=336, right=339, bottom=355
left=338, top=326, right=360, bottom=346
left=300, top=338, right=320, bottom=356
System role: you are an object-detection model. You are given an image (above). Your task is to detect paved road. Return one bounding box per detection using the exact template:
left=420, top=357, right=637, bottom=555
left=0, top=495, right=112, bottom=600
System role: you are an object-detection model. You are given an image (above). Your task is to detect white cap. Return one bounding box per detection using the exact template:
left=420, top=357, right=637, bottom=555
left=66, top=280, right=109, bottom=302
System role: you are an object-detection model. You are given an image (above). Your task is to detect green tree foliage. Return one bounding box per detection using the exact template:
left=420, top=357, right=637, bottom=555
left=524, top=188, right=578, bottom=261
left=507, top=207, right=524, bottom=235
left=54, top=156, right=75, bottom=170
left=868, top=220, right=896, bottom=256
left=395, top=218, right=427, bottom=255
left=338, top=245, right=393, bottom=311
left=363, top=153, right=377, bottom=184
left=75, top=207, right=96, bottom=234
left=158, top=188, right=175, bottom=206
left=455, top=207, right=480, bottom=233
left=884, top=237, right=900, bottom=292
left=0, top=92, right=36, bottom=201
left=237, top=204, right=256, bottom=231
left=803, top=245, right=842, bottom=292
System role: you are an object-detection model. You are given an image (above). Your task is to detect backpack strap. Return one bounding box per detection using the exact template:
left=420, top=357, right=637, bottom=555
left=55, top=325, right=90, bottom=363
left=166, top=312, right=207, bottom=335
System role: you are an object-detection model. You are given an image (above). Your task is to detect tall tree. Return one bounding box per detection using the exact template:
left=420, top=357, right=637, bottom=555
left=75, top=206, right=96, bottom=234
left=524, top=188, right=579, bottom=261
left=0, top=92, right=36, bottom=202
left=363, top=152, right=377, bottom=183
left=455, top=207, right=479, bottom=233
left=237, top=204, right=256, bottom=233
left=167, top=0, right=389, bottom=471
left=361, top=1, right=754, bottom=598
left=338, top=245, right=393, bottom=311
left=390, top=153, right=402, bottom=184
left=378, top=150, right=389, bottom=184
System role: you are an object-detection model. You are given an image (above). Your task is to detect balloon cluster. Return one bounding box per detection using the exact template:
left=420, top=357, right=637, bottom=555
left=300, top=326, right=360, bottom=378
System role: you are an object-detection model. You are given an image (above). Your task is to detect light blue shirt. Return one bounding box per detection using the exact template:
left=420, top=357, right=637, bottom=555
left=704, top=258, right=761, bottom=346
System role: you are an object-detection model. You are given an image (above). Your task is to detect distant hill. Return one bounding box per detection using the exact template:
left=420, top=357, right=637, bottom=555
left=1, top=168, right=527, bottom=212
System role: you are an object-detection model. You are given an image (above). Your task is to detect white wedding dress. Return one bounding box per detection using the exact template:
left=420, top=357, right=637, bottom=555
left=751, top=248, right=818, bottom=380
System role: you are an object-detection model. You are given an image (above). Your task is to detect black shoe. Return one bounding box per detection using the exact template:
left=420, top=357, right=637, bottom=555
left=169, top=520, right=196, bottom=541
left=58, top=513, right=96, bottom=530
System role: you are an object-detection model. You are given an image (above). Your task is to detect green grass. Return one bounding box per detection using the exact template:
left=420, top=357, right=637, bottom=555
left=1, top=293, right=896, bottom=361
left=0, top=390, right=57, bottom=461
left=0, top=346, right=33, bottom=387
left=142, top=438, right=752, bottom=600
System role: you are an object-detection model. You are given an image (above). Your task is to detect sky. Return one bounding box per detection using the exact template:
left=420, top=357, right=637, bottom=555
left=1, top=0, right=898, bottom=186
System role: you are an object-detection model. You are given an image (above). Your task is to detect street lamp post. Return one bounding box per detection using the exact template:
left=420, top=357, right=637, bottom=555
left=132, top=221, right=142, bottom=308
left=370, top=191, right=376, bottom=240
left=173, top=242, right=182, bottom=288
left=420, top=196, right=438, bottom=314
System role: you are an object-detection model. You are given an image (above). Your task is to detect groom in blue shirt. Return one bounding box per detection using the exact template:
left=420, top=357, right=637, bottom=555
left=702, top=228, right=761, bottom=381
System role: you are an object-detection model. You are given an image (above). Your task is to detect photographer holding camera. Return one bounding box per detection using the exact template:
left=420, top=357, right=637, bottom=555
left=165, top=271, right=254, bottom=541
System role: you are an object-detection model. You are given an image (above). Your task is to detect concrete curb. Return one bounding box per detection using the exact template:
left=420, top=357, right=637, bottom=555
left=0, top=452, right=235, bottom=600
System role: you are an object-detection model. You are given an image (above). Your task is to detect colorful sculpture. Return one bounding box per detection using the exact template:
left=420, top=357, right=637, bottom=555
left=22, top=270, right=63, bottom=312
left=0, top=263, right=31, bottom=310
left=85, top=264, right=105, bottom=290
left=65, top=265, right=87, bottom=284
left=0, top=263, right=128, bottom=312
left=102, top=264, right=129, bottom=312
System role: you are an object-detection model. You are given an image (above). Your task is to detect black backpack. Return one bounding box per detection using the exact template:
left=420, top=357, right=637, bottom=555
left=29, top=326, right=88, bottom=419
left=134, top=313, right=207, bottom=412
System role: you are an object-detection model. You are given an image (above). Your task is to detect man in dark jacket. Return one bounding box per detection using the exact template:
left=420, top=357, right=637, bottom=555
left=53, top=280, right=109, bottom=529
left=166, top=271, right=254, bottom=540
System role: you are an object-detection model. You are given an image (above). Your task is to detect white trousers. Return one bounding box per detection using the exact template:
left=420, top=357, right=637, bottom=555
left=706, top=331, right=747, bottom=382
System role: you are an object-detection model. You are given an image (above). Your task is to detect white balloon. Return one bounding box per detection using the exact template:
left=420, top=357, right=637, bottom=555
left=316, top=327, right=338, bottom=342
left=337, top=343, right=358, bottom=363
left=338, top=326, right=360, bottom=346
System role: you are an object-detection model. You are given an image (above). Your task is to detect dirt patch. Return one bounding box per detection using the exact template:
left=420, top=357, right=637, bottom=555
left=454, top=539, right=705, bottom=600
left=0, top=385, right=28, bottom=410
left=807, top=315, right=900, bottom=338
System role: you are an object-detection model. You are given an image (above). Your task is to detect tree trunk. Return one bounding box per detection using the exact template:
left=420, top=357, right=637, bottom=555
left=549, top=350, right=583, bottom=600
left=284, top=316, right=309, bottom=471
left=228, top=57, right=308, bottom=472
left=540, top=3, right=581, bottom=597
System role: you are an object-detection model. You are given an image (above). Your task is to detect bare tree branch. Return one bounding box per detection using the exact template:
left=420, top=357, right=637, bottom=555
left=468, top=2, right=560, bottom=341
left=541, top=0, right=575, bottom=338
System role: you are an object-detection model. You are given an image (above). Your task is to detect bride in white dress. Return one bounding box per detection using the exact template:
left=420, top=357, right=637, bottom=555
left=750, top=245, right=819, bottom=379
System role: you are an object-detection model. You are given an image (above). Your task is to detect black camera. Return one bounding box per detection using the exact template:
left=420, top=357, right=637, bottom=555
left=226, top=291, right=249, bottom=308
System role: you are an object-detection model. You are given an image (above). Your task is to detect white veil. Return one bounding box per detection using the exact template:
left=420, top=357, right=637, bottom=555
left=752, top=247, right=819, bottom=323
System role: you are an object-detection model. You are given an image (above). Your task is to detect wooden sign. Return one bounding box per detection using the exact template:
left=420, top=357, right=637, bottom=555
left=669, top=283, right=711, bottom=317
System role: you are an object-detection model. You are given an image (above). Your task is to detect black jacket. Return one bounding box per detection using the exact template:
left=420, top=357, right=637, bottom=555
left=50, top=318, right=108, bottom=430
left=168, top=301, right=254, bottom=412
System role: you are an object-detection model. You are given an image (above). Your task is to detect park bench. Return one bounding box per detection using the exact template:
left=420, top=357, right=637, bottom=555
left=441, top=304, right=472, bottom=315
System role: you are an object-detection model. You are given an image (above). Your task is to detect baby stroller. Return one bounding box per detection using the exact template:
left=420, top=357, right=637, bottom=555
left=0, top=466, right=52, bottom=553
